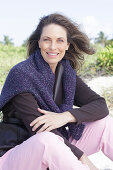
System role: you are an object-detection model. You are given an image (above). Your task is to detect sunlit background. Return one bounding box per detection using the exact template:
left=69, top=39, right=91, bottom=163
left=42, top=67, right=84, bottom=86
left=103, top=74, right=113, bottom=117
left=0, top=0, right=113, bottom=46
left=0, top=0, right=113, bottom=169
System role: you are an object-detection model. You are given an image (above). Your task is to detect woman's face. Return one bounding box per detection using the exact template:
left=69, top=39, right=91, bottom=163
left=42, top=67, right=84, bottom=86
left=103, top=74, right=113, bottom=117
left=38, top=24, right=69, bottom=72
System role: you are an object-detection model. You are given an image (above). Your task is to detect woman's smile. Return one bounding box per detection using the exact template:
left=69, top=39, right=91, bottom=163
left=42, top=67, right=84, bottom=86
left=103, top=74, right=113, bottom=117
left=46, top=52, right=59, bottom=58
left=38, top=24, right=69, bottom=73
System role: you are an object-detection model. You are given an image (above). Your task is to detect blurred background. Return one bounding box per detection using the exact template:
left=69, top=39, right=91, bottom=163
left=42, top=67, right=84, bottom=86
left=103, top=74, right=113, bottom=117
left=0, top=0, right=113, bottom=169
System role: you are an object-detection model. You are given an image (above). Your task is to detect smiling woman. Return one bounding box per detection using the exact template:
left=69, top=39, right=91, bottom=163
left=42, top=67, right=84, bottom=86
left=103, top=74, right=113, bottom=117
left=38, top=24, right=69, bottom=73
left=0, top=13, right=112, bottom=170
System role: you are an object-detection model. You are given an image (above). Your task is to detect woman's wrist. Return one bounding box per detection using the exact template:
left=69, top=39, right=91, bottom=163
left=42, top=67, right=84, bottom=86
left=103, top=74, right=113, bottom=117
left=80, top=154, right=98, bottom=170
left=63, top=111, right=76, bottom=123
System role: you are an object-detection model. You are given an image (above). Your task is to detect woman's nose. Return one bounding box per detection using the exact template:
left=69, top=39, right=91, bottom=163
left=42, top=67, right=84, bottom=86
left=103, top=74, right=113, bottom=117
left=49, top=41, right=56, bottom=50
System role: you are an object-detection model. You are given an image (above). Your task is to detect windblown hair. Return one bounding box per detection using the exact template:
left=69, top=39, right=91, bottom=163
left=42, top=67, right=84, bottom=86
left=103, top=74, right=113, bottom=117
left=27, top=13, right=95, bottom=70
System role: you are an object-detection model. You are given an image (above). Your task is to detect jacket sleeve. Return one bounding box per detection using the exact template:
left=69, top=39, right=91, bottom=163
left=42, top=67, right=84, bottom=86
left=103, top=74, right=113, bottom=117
left=11, top=92, right=83, bottom=159
left=69, top=75, right=109, bottom=124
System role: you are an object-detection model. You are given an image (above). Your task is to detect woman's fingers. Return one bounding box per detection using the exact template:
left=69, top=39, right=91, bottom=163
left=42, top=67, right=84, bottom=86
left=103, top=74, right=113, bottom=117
left=32, top=119, right=47, bottom=131
left=30, top=118, right=38, bottom=126
left=30, top=109, right=53, bottom=127
left=30, top=115, right=47, bottom=126
left=37, top=124, right=50, bottom=133
left=37, top=108, right=50, bottom=114
left=44, top=126, right=53, bottom=132
left=30, top=109, right=66, bottom=132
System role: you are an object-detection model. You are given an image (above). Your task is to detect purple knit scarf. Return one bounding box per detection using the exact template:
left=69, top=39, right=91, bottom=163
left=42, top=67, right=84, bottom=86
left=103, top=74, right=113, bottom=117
left=0, top=50, right=85, bottom=140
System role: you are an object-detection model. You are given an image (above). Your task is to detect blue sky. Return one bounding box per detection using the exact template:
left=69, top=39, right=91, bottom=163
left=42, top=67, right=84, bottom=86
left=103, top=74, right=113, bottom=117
left=0, top=0, right=113, bottom=46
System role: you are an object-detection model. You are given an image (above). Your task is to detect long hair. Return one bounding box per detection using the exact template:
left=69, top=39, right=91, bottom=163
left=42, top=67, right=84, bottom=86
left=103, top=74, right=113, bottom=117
left=27, top=13, right=95, bottom=70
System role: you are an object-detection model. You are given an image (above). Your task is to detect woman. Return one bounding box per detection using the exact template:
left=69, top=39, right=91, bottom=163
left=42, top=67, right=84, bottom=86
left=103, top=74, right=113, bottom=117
left=0, top=13, right=112, bottom=170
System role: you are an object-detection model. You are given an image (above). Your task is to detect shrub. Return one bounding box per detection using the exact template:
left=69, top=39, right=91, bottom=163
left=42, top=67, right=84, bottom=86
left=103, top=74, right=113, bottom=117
left=0, top=44, right=26, bottom=90
left=79, top=44, right=103, bottom=78
left=96, top=43, right=113, bottom=74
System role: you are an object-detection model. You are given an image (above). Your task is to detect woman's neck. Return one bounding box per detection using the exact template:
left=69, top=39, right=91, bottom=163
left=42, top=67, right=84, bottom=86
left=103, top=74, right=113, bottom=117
left=49, top=63, right=58, bottom=74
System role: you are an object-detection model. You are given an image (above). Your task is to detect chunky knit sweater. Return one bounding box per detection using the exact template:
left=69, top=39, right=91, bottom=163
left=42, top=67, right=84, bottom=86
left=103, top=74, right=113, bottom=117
left=0, top=49, right=85, bottom=140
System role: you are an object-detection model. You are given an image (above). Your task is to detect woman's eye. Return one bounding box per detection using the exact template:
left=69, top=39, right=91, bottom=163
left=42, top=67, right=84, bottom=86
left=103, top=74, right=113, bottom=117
left=58, top=39, right=64, bottom=42
left=43, top=39, right=49, bottom=41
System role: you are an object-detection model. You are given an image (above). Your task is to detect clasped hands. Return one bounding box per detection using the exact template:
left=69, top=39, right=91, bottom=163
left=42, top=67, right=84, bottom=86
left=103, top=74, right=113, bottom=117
left=30, top=108, right=76, bottom=133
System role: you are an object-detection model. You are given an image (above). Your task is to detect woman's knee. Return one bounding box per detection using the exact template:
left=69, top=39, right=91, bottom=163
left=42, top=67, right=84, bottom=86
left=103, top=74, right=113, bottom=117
left=94, top=116, right=112, bottom=130
left=86, top=116, right=109, bottom=130
left=29, top=131, right=63, bottom=148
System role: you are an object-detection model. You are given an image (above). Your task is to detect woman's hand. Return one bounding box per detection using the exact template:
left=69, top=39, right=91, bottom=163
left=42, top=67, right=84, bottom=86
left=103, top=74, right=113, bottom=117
left=30, top=108, right=76, bottom=132
left=80, top=154, right=99, bottom=170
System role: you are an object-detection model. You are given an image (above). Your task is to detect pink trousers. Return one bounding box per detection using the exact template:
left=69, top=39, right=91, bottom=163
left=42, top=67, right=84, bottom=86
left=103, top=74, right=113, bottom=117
left=0, top=116, right=113, bottom=170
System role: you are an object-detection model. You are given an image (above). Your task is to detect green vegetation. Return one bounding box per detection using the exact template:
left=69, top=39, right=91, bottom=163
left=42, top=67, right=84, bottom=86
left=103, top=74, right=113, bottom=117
left=80, top=43, right=113, bottom=78
left=0, top=44, right=26, bottom=90
left=0, top=35, right=14, bottom=46
left=96, top=43, right=113, bottom=73
left=79, top=44, right=103, bottom=78
left=0, top=42, right=113, bottom=89
left=0, top=33, right=113, bottom=118
left=94, top=31, right=108, bottom=47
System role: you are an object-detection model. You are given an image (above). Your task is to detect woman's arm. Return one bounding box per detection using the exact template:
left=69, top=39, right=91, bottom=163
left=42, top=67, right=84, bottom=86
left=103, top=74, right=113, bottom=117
left=11, top=92, right=99, bottom=169
left=80, top=154, right=98, bottom=170
left=11, top=92, right=83, bottom=159
left=69, top=75, right=109, bottom=124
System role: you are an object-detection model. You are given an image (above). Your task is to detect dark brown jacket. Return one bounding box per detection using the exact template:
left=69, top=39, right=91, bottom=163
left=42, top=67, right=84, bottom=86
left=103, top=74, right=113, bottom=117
left=1, top=65, right=109, bottom=159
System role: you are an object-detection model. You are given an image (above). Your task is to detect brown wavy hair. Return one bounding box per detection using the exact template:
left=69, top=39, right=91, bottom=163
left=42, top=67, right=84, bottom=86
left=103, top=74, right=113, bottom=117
left=27, top=13, right=95, bottom=70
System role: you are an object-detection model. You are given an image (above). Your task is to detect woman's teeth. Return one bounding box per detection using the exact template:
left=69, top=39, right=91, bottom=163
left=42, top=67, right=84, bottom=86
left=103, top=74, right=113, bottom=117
left=47, top=52, right=58, bottom=56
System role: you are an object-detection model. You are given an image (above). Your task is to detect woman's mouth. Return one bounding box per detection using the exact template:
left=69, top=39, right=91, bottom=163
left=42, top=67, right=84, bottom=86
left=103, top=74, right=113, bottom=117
left=46, top=52, right=59, bottom=58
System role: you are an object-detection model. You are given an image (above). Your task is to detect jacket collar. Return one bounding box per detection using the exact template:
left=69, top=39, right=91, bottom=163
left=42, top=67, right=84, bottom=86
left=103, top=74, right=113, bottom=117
left=53, top=63, right=64, bottom=106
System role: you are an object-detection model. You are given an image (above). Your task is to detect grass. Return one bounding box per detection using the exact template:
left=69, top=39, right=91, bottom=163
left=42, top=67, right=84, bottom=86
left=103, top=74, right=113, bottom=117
left=0, top=44, right=26, bottom=90
left=79, top=44, right=103, bottom=78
